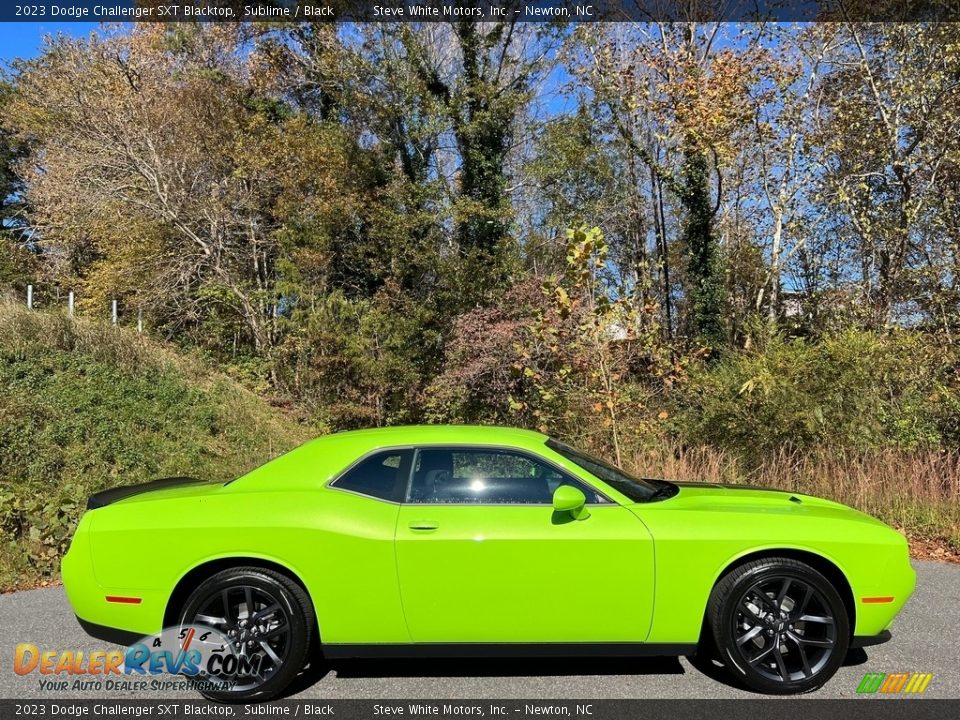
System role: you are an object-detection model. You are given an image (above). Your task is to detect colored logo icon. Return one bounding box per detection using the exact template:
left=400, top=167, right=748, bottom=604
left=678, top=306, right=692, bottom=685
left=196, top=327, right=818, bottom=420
left=856, top=672, right=933, bottom=694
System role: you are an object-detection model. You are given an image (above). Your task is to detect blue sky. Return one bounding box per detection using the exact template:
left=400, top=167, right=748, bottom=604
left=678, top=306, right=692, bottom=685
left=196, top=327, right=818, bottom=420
left=0, top=22, right=98, bottom=64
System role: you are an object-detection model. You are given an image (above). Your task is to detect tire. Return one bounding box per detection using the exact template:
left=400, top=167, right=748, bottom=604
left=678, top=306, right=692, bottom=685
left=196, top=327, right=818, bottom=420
left=177, top=566, right=314, bottom=702
left=707, top=557, right=849, bottom=694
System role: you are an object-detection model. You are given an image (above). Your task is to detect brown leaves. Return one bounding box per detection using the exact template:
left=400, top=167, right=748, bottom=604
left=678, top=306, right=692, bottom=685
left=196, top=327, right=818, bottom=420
left=660, top=48, right=767, bottom=157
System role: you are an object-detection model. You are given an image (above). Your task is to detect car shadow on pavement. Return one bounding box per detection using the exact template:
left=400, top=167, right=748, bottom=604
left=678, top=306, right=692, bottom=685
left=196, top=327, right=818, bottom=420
left=333, top=656, right=686, bottom=679
left=277, top=648, right=872, bottom=699
left=277, top=657, right=686, bottom=698
left=685, top=647, right=872, bottom=693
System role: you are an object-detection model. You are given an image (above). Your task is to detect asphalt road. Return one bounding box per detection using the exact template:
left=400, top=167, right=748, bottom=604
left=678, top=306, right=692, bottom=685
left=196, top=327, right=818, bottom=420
left=1, top=561, right=957, bottom=700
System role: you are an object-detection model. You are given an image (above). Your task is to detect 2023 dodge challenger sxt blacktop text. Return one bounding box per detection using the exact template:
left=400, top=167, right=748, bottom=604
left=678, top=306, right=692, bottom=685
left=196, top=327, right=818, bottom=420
left=62, top=426, right=915, bottom=700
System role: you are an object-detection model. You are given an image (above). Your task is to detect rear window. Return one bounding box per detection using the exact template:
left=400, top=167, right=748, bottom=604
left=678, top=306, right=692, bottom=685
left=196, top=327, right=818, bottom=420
left=330, top=450, right=410, bottom=502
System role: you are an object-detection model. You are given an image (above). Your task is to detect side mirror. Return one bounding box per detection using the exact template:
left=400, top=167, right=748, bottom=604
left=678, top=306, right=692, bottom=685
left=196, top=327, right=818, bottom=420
left=553, top=485, right=590, bottom=521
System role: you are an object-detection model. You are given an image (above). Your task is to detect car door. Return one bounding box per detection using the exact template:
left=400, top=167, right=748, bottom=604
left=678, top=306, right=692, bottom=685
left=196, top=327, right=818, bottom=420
left=394, top=445, right=655, bottom=643
left=317, top=448, right=411, bottom=643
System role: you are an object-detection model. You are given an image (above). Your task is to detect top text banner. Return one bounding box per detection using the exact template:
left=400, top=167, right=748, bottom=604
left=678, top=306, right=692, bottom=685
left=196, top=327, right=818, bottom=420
left=3, top=0, right=959, bottom=22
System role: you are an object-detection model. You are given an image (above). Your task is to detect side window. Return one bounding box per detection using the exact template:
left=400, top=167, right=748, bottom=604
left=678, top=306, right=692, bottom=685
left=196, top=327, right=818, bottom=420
left=331, top=450, right=409, bottom=502
left=406, top=447, right=604, bottom=505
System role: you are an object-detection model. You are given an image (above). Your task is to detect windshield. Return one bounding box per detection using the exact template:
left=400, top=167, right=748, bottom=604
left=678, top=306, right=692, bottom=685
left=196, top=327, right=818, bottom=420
left=545, top=439, right=675, bottom=503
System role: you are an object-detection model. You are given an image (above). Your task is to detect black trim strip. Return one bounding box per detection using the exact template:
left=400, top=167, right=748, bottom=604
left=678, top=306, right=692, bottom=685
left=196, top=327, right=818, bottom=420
left=75, top=616, right=144, bottom=647
left=86, top=476, right=209, bottom=510
left=321, top=643, right=697, bottom=660
left=850, top=630, right=892, bottom=649
left=672, top=481, right=791, bottom=493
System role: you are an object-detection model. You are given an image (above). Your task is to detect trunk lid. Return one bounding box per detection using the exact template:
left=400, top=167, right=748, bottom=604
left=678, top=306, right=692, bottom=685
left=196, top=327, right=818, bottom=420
left=86, top=476, right=224, bottom=509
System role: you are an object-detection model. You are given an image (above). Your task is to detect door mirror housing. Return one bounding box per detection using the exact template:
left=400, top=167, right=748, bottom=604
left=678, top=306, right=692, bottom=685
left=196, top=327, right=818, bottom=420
left=552, top=485, right=590, bottom=520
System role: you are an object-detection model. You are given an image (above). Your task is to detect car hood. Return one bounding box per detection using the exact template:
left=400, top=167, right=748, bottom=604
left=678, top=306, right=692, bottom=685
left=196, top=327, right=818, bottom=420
left=656, top=481, right=891, bottom=529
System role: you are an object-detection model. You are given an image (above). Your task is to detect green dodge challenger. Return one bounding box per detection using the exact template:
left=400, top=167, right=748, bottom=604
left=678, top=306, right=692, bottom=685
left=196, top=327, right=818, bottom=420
left=62, top=425, right=915, bottom=700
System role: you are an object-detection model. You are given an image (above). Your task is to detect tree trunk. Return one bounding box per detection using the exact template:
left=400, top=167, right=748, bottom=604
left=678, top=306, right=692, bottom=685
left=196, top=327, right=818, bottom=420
left=680, top=141, right=725, bottom=349
left=768, top=209, right=784, bottom=325
left=651, top=166, right=673, bottom=339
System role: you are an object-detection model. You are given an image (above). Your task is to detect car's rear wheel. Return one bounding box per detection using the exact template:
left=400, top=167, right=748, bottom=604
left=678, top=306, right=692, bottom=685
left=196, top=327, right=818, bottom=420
left=178, top=567, right=313, bottom=702
left=708, top=557, right=849, bottom=694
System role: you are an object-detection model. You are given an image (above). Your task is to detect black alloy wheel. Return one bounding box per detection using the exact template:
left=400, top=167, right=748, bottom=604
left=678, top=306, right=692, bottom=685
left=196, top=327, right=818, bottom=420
left=708, top=557, right=850, bottom=694
left=178, top=567, right=313, bottom=702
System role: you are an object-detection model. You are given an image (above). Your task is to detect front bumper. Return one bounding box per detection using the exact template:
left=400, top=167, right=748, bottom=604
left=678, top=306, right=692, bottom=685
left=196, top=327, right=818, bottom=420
left=850, top=629, right=892, bottom=649
left=852, top=541, right=916, bottom=637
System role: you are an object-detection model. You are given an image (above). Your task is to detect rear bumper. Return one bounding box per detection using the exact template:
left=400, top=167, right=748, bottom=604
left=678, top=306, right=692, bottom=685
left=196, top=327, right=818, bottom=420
left=62, top=516, right=164, bottom=638
left=850, top=629, right=892, bottom=649
left=75, top=616, right=143, bottom=647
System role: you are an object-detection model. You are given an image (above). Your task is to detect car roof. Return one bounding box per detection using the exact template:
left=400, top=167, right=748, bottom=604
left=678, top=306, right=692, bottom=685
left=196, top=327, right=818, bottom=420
left=313, top=424, right=549, bottom=447
left=227, top=425, right=553, bottom=492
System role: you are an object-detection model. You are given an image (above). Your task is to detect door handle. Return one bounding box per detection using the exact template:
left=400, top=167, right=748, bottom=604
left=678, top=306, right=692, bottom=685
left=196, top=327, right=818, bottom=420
left=408, top=520, right=440, bottom=531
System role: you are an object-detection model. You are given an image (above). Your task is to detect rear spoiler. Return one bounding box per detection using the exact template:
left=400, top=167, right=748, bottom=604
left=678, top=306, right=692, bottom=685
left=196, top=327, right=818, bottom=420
left=86, top=476, right=207, bottom=510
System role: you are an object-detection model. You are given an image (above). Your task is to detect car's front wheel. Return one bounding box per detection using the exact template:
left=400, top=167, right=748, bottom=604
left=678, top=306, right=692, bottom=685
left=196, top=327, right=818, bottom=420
left=708, top=557, right=850, bottom=694
left=178, top=567, right=313, bottom=702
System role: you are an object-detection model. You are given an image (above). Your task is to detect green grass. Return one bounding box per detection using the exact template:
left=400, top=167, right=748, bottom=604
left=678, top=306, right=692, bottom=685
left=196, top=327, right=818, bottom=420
left=0, top=302, right=313, bottom=590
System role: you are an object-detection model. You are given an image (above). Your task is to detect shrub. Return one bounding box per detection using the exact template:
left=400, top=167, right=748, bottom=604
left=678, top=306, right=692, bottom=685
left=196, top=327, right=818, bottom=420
left=424, top=278, right=545, bottom=426
left=675, top=329, right=960, bottom=456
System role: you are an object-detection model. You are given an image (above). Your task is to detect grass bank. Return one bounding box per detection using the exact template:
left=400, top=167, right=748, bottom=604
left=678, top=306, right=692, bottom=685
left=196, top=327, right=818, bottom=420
left=0, top=302, right=312, bottom=591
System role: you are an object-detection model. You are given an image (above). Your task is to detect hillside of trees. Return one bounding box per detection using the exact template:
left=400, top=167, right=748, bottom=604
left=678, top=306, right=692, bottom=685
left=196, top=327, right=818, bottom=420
left=1, top=22, right=959, bottom=567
